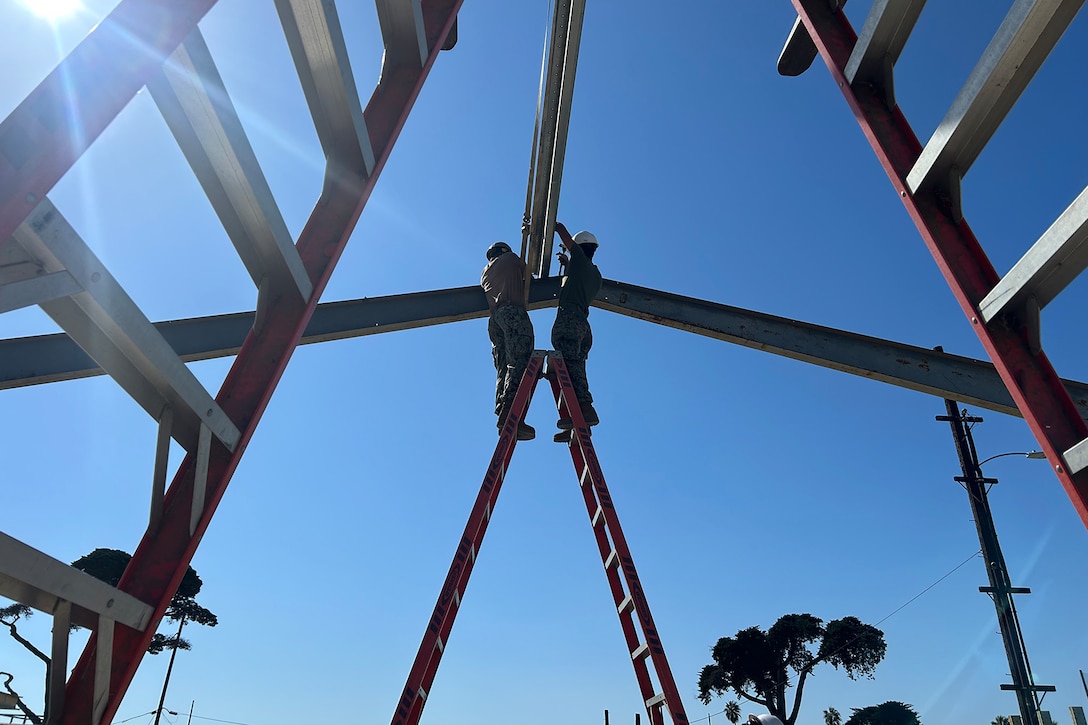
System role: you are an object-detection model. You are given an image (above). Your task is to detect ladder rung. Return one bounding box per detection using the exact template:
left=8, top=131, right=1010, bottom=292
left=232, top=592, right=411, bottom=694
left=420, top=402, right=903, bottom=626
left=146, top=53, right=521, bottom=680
left=646, top=693, right=667, bottom=708
left=618, top=594, right=634, bottom=614
left=631, top=643, right=650, bottom=661
left=592, top=505, right=605, bottom=528
left=604, top=549, right=619, bottom=569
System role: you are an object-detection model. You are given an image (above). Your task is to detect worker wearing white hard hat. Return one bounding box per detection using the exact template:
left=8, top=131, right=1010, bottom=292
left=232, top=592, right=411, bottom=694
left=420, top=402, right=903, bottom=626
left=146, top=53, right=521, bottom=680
left=551, top=221, right=602, bottom=443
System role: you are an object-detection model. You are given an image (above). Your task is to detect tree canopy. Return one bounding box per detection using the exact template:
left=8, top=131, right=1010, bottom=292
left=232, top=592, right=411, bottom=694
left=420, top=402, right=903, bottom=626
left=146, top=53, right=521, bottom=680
left=697, top=613, right=886, bottom=725
left=70, top=548, right=218, bottom=653
left=844, top=701, right=920, bottom=725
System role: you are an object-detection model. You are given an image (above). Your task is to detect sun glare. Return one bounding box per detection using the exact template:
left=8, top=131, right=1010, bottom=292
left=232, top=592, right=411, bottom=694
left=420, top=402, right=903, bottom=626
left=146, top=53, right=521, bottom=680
left=21, top=0, right=82, bottom=21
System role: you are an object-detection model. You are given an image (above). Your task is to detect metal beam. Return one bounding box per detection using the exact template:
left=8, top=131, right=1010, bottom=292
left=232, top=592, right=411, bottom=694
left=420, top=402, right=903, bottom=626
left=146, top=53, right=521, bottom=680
left=906, top=0, right=1085, bottom=209
left=979, top=184, right=1088, bottom=322
left=0, top=533, right=153, bottom=632
left=278, top=0, right=376, bottom=177
left=792, top=0, right=1088, bottom=522
left=844, top=0, right=927, bottom=104
left=7, top=277, right=1086, bottom=422
left=374, top=0, right=429, bottom=74
left=11, top=200, right=240, bottom=453
left=0, top=0, right=216, bottom=246
left=58, top=2, right=463, bottom=721
left=148, top=29, right=313, bottom=302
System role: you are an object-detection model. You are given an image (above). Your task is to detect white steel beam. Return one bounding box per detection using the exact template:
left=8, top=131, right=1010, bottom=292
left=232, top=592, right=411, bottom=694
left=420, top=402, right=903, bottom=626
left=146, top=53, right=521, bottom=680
left=979, top=185, right=1088, bottom=321
left=845, top=0, right=927, bottom=103
left=0, top=533, right=152, bottom=632
left=0, top=270, right=82, bottom=314
left=11, top=199, right=240, bottom=453
left=374, top=0, right=428, bottom=74
left=277, top=0, right=376, bottom=177
left=907, top=0, right=1084, bottom=206
left=148, top=29, right=313, bottom=303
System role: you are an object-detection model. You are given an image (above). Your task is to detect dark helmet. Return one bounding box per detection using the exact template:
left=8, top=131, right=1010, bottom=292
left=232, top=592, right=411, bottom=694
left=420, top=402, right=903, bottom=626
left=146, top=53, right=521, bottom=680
left=486, top=241, right=512, bottom=261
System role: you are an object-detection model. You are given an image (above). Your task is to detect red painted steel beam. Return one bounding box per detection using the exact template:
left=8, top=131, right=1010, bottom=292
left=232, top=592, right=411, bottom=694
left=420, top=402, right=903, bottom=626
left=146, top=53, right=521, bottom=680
left=58, top=2, right=463, bottom=722
left=789, top=0, right=1088, bottom=525
left=0, top=0, right=216, bottom=245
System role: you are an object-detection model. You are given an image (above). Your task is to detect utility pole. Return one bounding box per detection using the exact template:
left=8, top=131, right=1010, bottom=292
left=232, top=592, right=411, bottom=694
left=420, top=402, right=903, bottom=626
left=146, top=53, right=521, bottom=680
left=937, top=400, right=1054, bottom=725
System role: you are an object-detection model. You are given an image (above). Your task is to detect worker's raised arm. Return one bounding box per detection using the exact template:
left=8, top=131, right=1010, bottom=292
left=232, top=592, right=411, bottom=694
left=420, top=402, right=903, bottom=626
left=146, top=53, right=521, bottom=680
left=554, top=222, right=575, bottom=251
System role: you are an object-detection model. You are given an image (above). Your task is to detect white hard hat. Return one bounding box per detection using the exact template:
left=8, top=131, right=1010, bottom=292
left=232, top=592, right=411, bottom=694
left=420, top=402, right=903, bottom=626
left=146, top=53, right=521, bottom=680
left=573, top=230, right=598, bottom=247
left=747, top=715, right=784, bottom=725
left=748, top=709, right=783, bottom=722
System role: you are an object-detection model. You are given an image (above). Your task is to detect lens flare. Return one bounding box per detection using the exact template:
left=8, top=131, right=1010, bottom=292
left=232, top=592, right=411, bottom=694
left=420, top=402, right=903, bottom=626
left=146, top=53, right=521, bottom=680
left=21, top=0, right=82, bottom=21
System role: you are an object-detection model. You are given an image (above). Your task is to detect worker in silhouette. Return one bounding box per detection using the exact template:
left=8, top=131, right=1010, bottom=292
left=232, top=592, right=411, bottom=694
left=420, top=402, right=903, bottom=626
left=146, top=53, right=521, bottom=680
left=481, top=241, right=536, bottom=441
left=551, top=222, right=602, bottom=443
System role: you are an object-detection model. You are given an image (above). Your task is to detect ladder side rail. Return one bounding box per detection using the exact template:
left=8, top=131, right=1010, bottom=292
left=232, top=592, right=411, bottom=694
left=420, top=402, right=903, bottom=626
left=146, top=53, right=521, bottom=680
left=791, top=0, right=1088, bottom=525
left=548, top=356, right=690, bottom=725
left=392, top=354, right=544, bottom=725
left=555, top=406, right=649, bottom=655
left=58, top=3, right=464, bottom=722
left=0, top=0, right=216, bottom=245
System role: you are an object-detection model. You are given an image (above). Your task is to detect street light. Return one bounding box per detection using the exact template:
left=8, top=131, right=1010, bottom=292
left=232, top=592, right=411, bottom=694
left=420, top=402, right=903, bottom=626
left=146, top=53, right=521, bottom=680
left=978, top=451, right=1047, bottom=466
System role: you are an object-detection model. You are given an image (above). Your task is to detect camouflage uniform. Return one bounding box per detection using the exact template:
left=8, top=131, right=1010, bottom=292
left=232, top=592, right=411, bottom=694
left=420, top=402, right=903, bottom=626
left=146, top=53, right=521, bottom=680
left=550, top=234, right=601, bottom=404
left=482, top=249, right=534, bottom=415
left=489, top=303, right=534, bottom=414
left=551, top=307, right=593, bottom=403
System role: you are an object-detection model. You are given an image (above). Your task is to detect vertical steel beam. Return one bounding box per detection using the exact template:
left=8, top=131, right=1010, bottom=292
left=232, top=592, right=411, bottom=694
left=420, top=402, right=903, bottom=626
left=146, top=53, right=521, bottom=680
left=57, top=2, right=463, bottom=722
left=790, top=0, right=1088, bottom=527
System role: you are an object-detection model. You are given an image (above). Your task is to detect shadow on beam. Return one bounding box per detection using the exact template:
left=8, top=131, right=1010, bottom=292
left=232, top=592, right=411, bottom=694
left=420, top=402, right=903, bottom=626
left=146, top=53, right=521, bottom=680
left=4, top=276, right=1088, bottom=422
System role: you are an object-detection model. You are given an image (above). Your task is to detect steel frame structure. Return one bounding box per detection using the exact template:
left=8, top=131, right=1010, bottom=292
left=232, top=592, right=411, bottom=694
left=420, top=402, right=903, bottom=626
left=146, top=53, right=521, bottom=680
left=2, top=1, right=1088, bottom=723
left=786, top=0, right=1088, bottom=525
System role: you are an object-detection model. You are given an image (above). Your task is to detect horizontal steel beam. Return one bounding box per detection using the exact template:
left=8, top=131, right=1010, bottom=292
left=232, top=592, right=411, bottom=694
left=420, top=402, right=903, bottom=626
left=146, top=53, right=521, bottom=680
left=6, top=277, right=1087, bottom=421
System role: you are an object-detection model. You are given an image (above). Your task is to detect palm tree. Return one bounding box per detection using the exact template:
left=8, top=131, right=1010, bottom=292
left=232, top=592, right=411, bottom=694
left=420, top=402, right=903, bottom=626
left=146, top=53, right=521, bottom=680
left=992, top=717, right=1011, bottom=725
left=725, top=701, right=741, bottom=724
left=824, top=707, right=842, bottom=725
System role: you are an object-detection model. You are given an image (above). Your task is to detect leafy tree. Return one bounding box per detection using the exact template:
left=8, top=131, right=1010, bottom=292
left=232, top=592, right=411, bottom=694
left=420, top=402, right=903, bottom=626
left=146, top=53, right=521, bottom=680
left=697, top=613, right=886, bottom=725
left=992, top=717, right=1011, bottom=725
left=70, top=549, right=218, bottom=653
left=844, top=701, right=920, bottom=725
left=825, top=707, right=843, bottom=725
left=0, top=549, right=217, bottom=723
left=725, top=701, right=741, bottom=724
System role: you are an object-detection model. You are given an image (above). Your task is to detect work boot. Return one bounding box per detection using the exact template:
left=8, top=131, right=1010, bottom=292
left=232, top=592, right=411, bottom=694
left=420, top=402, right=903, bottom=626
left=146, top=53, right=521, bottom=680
left=581, top=402, right=599, bottom=426
left=517, top=422, right=536, bottom=441
left=553, top=429, right=571, bottom=444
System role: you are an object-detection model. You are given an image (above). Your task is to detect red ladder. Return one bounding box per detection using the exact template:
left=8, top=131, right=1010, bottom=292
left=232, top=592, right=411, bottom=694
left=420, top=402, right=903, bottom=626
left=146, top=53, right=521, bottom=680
left=391, top=350, right=689, bottom=725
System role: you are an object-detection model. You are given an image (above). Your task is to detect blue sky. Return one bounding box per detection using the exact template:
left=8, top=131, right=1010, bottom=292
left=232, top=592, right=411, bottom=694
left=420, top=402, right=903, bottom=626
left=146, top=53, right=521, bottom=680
left=2, top=1, right=1088, bottom=725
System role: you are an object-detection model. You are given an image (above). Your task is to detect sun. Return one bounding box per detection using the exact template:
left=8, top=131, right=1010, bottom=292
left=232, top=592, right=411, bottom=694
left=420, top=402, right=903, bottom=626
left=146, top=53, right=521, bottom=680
left=21, top=0, right=82, bottom=21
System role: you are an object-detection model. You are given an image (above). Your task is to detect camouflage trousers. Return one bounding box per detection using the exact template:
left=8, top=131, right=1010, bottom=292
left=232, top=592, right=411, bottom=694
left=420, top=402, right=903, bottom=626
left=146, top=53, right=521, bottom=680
left=488, top=303, right=534, bottom=414
left=551, top=307, right=593, bottom=403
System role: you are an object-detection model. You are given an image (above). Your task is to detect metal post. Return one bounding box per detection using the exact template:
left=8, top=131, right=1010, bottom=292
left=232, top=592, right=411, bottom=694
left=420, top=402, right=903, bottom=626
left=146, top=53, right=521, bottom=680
left=938, top=400, right=1054, bottom=725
